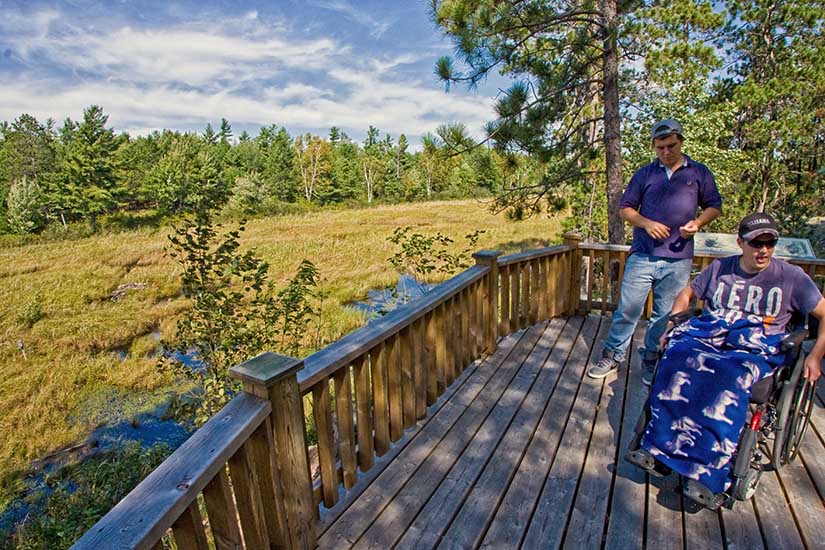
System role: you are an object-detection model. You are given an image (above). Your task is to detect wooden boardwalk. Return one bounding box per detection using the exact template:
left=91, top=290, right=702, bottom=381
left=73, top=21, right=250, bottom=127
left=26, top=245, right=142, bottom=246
left=315, top=315, right=825, bottom=549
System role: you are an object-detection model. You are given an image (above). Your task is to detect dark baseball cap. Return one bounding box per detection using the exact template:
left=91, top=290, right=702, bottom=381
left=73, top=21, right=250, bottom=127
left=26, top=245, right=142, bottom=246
left=651, top=118, right=683, bottom=140
left=738, top=212, right=779, bottom=241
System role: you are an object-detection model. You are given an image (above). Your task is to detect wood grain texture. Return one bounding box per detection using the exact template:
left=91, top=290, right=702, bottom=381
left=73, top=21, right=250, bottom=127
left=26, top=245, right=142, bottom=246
left=171, top=501, right=209, bottom=550
left=334, top=367, right=358, bottom=489
left=202, top=468, right=242, bottom=550
left=353, top=355, right=374, bottom=472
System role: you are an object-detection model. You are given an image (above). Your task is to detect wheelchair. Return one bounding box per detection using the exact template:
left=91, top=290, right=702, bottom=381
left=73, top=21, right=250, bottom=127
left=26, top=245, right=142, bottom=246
left=625, top=309, right=819, bottom=510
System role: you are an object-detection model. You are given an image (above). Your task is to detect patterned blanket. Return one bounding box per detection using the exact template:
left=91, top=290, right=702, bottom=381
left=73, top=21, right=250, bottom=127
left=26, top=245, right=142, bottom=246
left=640, top=315, right=791, bottom=493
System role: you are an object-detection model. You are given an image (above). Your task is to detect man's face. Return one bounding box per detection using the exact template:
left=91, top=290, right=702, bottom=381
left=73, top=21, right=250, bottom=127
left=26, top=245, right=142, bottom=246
left=653, top=134, right=683, bottom=166
left=737, top=234, right=778, bottom=273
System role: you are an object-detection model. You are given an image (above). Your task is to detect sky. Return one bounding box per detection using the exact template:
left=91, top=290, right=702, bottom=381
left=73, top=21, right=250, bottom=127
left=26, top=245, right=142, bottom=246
left=0, top=0, right=512, bottom=148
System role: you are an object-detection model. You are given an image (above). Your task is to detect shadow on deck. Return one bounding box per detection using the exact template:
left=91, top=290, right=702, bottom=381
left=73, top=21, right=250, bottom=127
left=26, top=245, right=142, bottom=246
left=317, top=315, right=825, bottom=549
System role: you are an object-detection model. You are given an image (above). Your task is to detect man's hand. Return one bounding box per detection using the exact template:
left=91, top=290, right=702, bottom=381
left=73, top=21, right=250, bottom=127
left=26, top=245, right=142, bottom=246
left=644, top=219, right=670, bottom=240
left=804, top=355, right=822, bottom=382
left=679, top=219, right=701, bottom=239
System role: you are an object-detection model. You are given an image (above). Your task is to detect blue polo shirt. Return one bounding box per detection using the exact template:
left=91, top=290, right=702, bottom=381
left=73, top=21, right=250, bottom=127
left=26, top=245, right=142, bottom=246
left=620, top=154, right=722, bottom=259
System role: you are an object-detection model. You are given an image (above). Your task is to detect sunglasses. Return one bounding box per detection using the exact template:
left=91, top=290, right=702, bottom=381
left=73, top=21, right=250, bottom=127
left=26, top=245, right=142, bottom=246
left=747, top=238, right=778, bottom=249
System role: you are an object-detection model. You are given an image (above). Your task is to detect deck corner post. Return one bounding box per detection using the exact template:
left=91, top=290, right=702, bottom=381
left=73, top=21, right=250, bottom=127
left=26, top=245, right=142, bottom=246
left=473, top=249, right=502, bottom=352
left=230, top=352, right=316, bottom=549
left=563, top=232, right=583, bottom=315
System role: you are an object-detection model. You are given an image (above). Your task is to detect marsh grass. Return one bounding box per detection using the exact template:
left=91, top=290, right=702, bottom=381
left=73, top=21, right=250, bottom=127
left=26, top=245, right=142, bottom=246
left=0, top=200, right=560, bottom=492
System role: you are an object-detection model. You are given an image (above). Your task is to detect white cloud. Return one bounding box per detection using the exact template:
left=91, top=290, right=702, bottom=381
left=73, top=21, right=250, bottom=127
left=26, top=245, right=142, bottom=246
left=0, top=6, right=497, bottom=146
left=306, top=0, right=395, bottom=38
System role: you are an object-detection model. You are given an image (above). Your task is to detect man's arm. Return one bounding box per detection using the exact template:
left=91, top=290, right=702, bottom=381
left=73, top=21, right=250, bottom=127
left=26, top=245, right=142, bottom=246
left=679, top=206, right=722, bottom=239
left=803, top=298, right=825, bottom=382
left=659, top=285, right=696, bottom=348
left=620, top=207, right=669, bottom=240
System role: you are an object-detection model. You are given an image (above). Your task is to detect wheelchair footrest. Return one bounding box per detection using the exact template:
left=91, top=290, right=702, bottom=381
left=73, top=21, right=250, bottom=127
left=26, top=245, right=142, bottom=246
left=682, top=478, right=727, bottom=511
left=625, top=449, right=671, bottom=477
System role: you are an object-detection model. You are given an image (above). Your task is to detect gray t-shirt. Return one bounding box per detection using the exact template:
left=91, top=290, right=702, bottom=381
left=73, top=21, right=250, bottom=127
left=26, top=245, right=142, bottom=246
left=691, top=256, right=823, bottom=334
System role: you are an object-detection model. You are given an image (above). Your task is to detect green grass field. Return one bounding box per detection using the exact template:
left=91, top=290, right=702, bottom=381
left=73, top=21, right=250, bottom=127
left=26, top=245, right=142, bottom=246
left=0, top=200, right=561, bottom=485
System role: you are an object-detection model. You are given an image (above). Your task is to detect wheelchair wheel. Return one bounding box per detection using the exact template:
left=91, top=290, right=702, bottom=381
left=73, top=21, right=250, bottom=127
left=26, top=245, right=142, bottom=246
left=733, top=468, right=762, bottom=501
left=772, top=360, right=816, bottom=469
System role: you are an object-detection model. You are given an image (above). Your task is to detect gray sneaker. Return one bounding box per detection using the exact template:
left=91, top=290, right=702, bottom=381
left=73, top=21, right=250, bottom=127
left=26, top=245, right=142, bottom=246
left=588, top=355, right=619, bottom=379
left=641, top=360, right=657, bottom=386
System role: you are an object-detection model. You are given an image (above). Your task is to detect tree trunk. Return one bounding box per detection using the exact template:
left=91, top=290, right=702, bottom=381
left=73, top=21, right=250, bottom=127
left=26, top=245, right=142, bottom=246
left=601, top=0, right=624, bottom=245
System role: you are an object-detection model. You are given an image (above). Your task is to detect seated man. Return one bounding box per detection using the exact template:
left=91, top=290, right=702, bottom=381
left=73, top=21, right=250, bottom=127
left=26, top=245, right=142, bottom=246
left=629, top=212, right=825, bottom=496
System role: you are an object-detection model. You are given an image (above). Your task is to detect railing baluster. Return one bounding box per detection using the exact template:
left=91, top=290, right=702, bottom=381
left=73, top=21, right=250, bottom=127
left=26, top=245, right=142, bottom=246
left=203, top=468, right=242, bottom=550
left=171, top=500, right=209, bottom=550
left=386, top=333, right=404, bottom=441
left=511, top=265, right=520, bottom=332
left=352, top=355, right=374, bottom=471
left=445, top=296, right=457, bottom=385
left=530, top=258, right=540, bottom=324
left=520, top=262, right=530, bottom=328
left=333, top=366, right=357, bottom=489
left=246, top=418, right=289, bottom=545
left=312, top=378, right=339, bottom=507
left=586, top=249, right=595, bottom=313
left=228, top=441, right=270, bottom=548
left=400, top=325, right=416, bottom=429
left=500, top=264, right=511, bottom=335
left=414, top=317, right=427, bottom=419
left=371, top=343, right=390, bottom=456
left=539, top=256, right=549, bottom=320
left=601, top=249, right=610, bottom=315
left=435, top=303, right=448, bottom=395
left=425, top=309, right=439, bottom=404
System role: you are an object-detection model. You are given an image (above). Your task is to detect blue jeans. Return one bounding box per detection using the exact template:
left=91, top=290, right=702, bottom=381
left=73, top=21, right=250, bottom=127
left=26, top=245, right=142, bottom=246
left=603, top=253, right=692, bottom=363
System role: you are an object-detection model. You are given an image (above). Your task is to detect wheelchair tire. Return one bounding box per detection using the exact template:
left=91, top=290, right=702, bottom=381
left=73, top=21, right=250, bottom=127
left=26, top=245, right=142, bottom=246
left=733, top=468, right=762, bottom=501
left=772, top=358, right=816, bottom=469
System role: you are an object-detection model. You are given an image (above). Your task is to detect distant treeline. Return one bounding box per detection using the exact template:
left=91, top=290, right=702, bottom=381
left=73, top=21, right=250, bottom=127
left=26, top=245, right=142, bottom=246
left=0, top=108, right=538, bottom=235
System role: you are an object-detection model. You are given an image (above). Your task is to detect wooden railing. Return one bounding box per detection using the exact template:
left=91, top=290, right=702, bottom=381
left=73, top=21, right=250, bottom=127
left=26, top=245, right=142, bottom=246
left=73, top=234, right=824, bottom=549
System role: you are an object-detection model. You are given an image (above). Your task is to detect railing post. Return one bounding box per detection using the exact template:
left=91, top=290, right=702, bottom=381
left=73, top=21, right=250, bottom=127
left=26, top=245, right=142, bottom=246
left=563, top=232, right=583, bottom=316
left=473, top=250, right=502, bottom=352
left=230, top=352, right=316, bottom=550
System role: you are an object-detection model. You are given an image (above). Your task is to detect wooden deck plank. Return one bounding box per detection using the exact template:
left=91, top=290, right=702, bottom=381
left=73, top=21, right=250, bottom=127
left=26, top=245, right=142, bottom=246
left=683, top=508, right=724, bottom=550
left=351, top=321, right=559, bottom=549
left=479, top=317, right=602, bottom=549
left=753, top=470, right=805, bottom=550
left=604, top=326, right=648, bottom=550
left=774, top=450, right=825, bottom=548
left=396, top=319, right=581, bottom=548
left=406, top=316, right=587, bottom=550
left=646, top=474, right=684, bottom=550
left=563, top=318, right=627, bottom=549
left=720, top=501, right=765, bottom=550
left=521, top=316, right=610, bottom=549
left=319, top=323, right=547, bottom=549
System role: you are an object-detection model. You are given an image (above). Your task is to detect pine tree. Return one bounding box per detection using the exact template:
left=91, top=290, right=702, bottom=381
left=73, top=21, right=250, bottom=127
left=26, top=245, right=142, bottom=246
left=56, top=105, right=121, bottom=231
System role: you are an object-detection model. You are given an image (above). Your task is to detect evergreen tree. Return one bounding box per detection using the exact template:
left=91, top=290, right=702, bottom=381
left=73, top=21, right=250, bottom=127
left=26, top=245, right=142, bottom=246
left=259, top=126, right=300, bottom=202
left=725, top=0, right=825, bottom=231
left=6, top=175, right=46, bottom=233
left=0, top=114, right=57, bottom=224
left=202, top=123, right=218, bottom=146
left=431, top=0, right=723, bottom=243
left=55, top=105, right=121, bottom=231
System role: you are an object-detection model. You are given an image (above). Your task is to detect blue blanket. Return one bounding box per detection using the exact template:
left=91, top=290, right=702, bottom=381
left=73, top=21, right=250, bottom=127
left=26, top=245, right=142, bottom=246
left=640, top=315, right=790, bottom=493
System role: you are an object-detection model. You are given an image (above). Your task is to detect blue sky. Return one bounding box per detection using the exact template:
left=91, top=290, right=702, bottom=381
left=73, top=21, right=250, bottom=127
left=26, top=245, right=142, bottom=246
left=0, top=0, right=510, bottom=148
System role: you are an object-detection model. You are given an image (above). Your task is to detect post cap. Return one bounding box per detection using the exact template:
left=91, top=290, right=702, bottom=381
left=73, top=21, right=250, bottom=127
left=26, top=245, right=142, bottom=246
left=472, top=250, right=502, bottom=264
left=229, top=352, right=303, bottom=388
left=563, top=231, right=583, bottom=243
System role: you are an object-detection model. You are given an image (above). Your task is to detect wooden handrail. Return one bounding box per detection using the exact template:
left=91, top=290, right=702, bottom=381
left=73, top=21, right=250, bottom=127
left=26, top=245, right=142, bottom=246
left=72, top=392, right=271, bottom=549
left=298, top=264, right=489, bottom=391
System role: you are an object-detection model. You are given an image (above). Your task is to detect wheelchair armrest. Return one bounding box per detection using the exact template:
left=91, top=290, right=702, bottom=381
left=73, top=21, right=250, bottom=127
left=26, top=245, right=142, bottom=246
left=780, top=329, right=808, bottom=352
left=668, top=307, right=703, bottom=326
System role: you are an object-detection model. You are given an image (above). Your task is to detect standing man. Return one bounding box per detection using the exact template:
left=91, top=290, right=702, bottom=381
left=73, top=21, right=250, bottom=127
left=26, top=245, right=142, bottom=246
left=587, top=118, right=722, bottom=384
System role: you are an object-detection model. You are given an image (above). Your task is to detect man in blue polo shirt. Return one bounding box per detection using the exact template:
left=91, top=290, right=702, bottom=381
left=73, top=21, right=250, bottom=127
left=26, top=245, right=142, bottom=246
left=587, top=118, right=723, bottom=384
